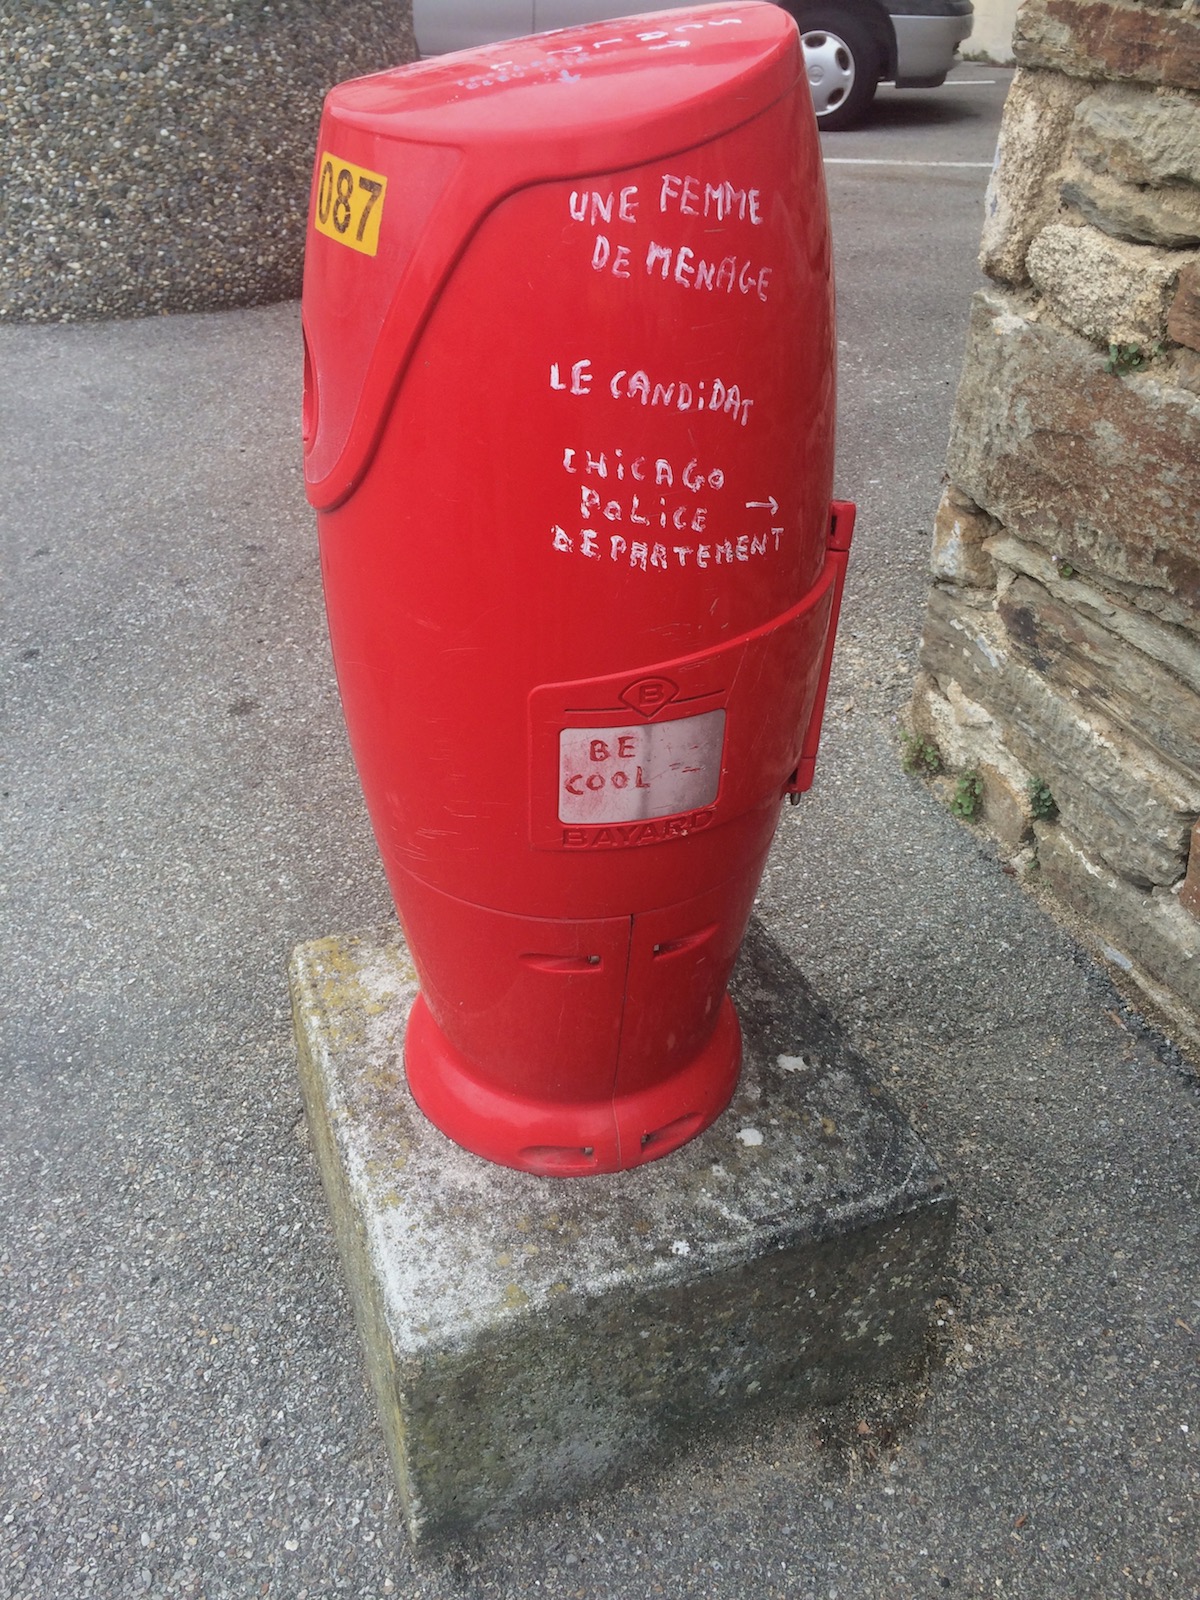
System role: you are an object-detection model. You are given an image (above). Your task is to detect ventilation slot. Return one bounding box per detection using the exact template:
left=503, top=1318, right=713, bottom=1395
left=640, top=1112, right=704, bottom=1153
left=518, top=953, right=603, bottom=973
left=651, top=924, right=717, bottom=959
left=519, top=1145, right=599, bottom=1175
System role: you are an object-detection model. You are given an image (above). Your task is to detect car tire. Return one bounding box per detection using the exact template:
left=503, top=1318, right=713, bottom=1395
left=797, top=7, right=880, bottom=130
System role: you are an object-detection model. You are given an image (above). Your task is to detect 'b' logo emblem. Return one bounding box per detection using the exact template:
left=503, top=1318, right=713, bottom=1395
left=620, top=676, right=679, bottom=718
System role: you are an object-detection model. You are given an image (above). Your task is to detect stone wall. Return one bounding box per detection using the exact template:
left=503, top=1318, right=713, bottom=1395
left=910, top=0, right=1200, bottom=1050
left=1, top=3, right=415, bottom=321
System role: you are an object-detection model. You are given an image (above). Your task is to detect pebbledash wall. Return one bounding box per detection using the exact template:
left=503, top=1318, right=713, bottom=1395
left=968, top=0, right=1020, bottom=62
left=910, top=0, right=1200, bottom=1052
left=0, top=3, right=415, bottom=322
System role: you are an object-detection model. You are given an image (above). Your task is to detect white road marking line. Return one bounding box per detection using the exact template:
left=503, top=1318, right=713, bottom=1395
left=822, top=158, right=995, bottom=167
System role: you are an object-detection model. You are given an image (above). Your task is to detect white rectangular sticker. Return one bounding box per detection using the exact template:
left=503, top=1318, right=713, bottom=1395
left=558, top=710, right=725, bottom=825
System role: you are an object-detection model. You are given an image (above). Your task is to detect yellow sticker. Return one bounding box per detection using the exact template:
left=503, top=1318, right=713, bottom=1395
left=313, top=152, right=388, bottom=257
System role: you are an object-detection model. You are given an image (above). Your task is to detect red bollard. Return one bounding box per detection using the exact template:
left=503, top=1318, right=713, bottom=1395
left=302, top=5, right=854, bottom=1176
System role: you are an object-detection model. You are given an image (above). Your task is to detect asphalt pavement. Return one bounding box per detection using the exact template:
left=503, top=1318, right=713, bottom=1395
left=5, top=65, right=1200, bottom=1600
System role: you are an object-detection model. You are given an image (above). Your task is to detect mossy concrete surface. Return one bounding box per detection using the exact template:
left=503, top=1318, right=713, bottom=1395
left=289, top=920, right=954, bottom=1546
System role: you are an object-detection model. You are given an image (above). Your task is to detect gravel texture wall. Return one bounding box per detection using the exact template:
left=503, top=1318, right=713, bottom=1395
left=910, top=0, right=1200, bottom=1052
left=1, top=2, right=415, bottom=321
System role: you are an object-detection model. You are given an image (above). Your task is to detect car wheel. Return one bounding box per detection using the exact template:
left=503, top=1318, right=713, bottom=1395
left=798, top=8, right=880, bottom=130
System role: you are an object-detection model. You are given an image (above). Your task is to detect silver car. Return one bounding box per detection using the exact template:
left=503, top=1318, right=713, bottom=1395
left=413, top=0, right=974, bottom=129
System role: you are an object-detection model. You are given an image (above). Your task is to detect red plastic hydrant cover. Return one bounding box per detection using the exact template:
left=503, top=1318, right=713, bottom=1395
left=302, top=4, right=854, bottom=1176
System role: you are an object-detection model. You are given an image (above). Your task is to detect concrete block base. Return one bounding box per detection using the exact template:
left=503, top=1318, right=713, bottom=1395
left=289, top=921, right=954, bottom=1545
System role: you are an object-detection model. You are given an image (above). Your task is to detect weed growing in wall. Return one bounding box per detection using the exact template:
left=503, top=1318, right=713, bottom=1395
left=1028, top=777, right=1058, bottom=821
left=950, top=769, right=984, bottom=821
left=1105, top=341, right=1162, bottom=376
left=900, top=732, right=942, bottom=777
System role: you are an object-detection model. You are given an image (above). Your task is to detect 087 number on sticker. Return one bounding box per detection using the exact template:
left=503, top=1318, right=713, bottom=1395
left=314, top=153, right=387, bottom=257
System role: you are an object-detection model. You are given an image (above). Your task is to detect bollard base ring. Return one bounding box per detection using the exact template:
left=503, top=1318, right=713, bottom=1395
left=403, top=992, right=741, bottom=1177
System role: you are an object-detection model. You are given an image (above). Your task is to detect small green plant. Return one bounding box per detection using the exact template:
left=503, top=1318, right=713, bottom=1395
left=900, top=732, right=942, bottom=777
left=1105, top=341, right=1162, bottom=376
left=950, top=768, right=984, bottom=821
left=1052, top=555, right=1076, bottom=580
left=1028, top=776, right=1058, bottom=821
